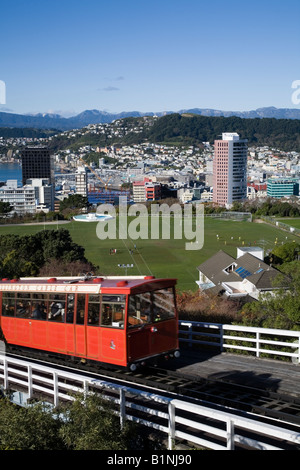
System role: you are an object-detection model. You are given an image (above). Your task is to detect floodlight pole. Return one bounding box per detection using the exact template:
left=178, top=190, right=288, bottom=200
left=118, top=263, right=134, bottom=276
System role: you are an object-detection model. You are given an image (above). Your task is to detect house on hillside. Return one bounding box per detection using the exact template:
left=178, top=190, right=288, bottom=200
left=196, top=247, right=283, bottom=300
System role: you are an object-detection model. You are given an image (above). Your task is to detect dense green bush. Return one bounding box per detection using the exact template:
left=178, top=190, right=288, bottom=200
left=0, top=392, right=164, bottom=451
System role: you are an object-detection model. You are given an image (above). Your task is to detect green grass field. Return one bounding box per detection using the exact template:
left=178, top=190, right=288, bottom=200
left=276, top=218, right=300, bottom=229
left=0, top=217, right=298, bottom=291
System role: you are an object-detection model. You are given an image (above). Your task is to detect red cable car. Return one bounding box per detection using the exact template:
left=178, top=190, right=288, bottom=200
left=0, top=275, right=180, bottom=371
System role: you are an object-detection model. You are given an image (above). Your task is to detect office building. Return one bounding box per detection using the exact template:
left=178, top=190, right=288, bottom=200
left=0, top=178, right=55, bottom=214
left=213, top=133, right=248, bottom=206
left=132, top=180, right=147, bottom=202
left=132, top=178, right=161, bottom=202
left=26, top=178, right=54, bottom=211
left=75, top=166, right=88, bottom=197
left=145, top=180, right=161, bottom=201
left=267, top=178, right=299, bottom=198
left=21, top=146, right=54, bottom=185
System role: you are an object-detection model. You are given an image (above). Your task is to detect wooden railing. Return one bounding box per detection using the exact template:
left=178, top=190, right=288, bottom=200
left=1, top=353, right=300, bottom=450
left=179, top=321, right=300, bottom=364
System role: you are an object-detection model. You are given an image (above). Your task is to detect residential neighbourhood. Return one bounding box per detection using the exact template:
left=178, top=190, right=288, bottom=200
left=1, top=118, right=300, bottom=211
left=0, top=117, right=299, bottom=301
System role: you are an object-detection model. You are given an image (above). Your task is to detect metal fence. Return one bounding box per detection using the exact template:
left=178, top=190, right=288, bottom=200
left=179, top=321, right=300, bottom=364
left=260, top=215, right=300, bottom=236
left=0, top=353, right=300, bottom=450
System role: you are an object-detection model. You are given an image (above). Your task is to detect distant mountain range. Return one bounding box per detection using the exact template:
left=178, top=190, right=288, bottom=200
left=0, top=106, right=300, bottom=131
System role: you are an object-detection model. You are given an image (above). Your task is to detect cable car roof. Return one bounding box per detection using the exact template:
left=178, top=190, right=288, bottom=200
left=0, top=276, right=177, bottom=294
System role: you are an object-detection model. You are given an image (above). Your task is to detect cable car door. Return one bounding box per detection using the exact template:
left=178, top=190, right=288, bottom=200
left=75, top=294, right=86, bottom=356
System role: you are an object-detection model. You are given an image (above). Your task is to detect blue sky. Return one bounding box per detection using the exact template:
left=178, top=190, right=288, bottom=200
left=0, top=0, right=299, bottom=116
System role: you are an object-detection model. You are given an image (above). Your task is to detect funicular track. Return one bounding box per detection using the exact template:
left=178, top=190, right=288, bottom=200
left=4, top=346, right=300, bottom=429
left=119, top=367, right=300, bottom=428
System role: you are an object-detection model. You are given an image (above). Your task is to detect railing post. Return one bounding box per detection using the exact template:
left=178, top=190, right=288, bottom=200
left=27, top=365, right=32, bottom=400
left=168, top=401, right=176, bottom=450
left=3, top=356, right=8, bottom=390
left=53, top=372, right=59, bottom=407
left=220, top=324, right=224, bottom=352
left=292, top=335, right=300, bottom=365
left=120, top=388, right=126, bottom=429
left=226, top=419, right=235, bottom=450
left=256, top=331, right=260, bottom=358
left=83, top=380, right=89, bottom=400
left=188, top=323, right=193, bottom=348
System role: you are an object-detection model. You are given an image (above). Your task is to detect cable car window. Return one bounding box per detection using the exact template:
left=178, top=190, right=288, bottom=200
left=128, top=288, right=175, bottom=326
left=128, top=292, right=152, bottom=327
left=100, top=295, right=125, bottom=328
left=16, top=293, right=31, bottom=319
left=66, top=294, right=75, bottom=323
left=31, top=293, right=47, bottom=320
left=152, top=288, right=176, bottom=322
left=76, top=294, right=86, bottom=324
left=88, top=294, right=100, bottom=325
left=49, top=294, right=66, bottom=322
left=2, top=293, right=16, bottom=317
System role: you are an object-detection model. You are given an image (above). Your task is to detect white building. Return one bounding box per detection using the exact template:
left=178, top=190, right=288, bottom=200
left=196, top=247, right=282, bottom=300
left=177, top=188, right=194, bottom=204
left=132, top=180, right=146, bottom=202
left=26, top=178, right=54, bottom=211
left=75, top=166, right=88, bottom=197
left=0, top=179, right=54, bottom=214
left=0, top=180, right=36, bottom=214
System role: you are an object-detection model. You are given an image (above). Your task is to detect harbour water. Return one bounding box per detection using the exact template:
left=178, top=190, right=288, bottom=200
left=0, top=162, right=22, bottom=184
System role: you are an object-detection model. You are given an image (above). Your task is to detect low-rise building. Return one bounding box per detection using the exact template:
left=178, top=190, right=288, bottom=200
left=267, top=178, right=299, bottom=198
left=132, top=178, right=161, bottom=202
left=0, top=180, right=36, bottom=214
left=145, top=180, right=161, bottom=201
left=247, top=182, right=267, bottom=199
left=196, top=247, right=283, bottom=300
left=0, top=178, right=54, bottom=214
left=26, top=178, right=54, bottom=211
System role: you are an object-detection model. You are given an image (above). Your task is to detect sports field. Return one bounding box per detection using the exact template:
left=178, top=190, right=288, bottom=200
left=0, top=217, right=298, bottom=291
left=276, top=218, right=300, bottom=229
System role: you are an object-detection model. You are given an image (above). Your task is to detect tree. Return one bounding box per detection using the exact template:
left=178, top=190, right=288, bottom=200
left=59, top=194, right=89, bottom=212
left=240, top=261, right=300, bottom=329
left=34, top=229, right=86, bottom=263
left=1, top=249, right=39, bottom=279
left=59, top=393, right=131, bottom=450
left=270, top=242, right=300, bottom=265
left=39, top=258, right=97, bottom=277
left=0, top=399, right=64, bottom=450
left=0, top=392, right=164, bottom=450
left=0, top=229, right=91, bottom=279
left=0, top=201, right=12, bottom=217
left=59, top=392, right=163, bottom=451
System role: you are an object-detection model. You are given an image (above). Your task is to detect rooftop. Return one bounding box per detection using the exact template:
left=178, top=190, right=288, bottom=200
left=197, top=249, right=281, bottom=293
left=0, top=275, right=176, bottom=294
